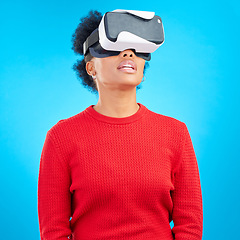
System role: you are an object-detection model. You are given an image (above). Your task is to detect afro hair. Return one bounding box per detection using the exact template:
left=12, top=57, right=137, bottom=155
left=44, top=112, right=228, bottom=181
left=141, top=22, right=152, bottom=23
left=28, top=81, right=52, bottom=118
left=71, top=10, right=102, bottom=93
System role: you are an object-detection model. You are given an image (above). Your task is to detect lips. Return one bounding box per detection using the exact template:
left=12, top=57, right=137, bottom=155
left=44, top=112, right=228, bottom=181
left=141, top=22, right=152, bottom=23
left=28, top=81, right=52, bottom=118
left=117, top=60, right=137, bottom=73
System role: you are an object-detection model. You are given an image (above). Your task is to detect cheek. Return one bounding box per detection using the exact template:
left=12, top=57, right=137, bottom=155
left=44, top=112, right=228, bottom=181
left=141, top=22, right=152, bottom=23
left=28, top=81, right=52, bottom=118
left=100, top=65, right=113, bottom=80
left=96, top=59, right=115, bottom=75
left=94, top=60, right=106, bottom=79
left=139, top=61, right=145, bottom=76
left=94, top=60, right=115, bottom=84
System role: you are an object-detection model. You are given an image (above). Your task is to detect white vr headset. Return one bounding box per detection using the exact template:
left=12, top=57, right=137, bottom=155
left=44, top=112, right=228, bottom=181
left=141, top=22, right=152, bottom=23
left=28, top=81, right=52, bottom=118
left=83, top=9, right=164, bottom=61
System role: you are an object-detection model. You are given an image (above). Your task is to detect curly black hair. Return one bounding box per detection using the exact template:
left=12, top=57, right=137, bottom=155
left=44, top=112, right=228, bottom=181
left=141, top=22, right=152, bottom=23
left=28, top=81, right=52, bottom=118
left=72, top=10, right=102, bottom=93
left=71, top=10, right=149, bottom=93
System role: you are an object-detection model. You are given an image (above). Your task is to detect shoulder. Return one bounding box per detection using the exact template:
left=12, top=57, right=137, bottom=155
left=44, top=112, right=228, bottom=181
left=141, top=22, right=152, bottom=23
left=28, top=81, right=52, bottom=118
left=144, top=105, right=187, bottom=133
left=141, top=105, right=190, bottom=148
left=47, top=106, right=92, bottom=141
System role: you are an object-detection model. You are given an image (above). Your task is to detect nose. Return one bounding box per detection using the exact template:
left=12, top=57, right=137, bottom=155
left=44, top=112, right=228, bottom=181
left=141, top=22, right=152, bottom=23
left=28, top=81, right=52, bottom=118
left=120, top=49, right=135, bottom=58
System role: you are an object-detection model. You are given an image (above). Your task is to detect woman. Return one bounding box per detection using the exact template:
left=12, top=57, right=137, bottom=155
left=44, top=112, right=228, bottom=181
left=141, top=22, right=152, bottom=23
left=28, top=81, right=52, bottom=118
left=38, top=10, right=203, bottom=240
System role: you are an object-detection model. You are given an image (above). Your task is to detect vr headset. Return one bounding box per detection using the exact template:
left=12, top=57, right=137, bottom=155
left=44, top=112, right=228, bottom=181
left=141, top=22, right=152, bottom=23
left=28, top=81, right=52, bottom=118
left=83, top=10, right=164, bottom=61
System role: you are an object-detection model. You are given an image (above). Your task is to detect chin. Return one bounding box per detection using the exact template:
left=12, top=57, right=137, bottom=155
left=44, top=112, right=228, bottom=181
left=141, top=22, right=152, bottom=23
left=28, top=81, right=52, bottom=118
left=120, top=75, right=142, bottom=84
left=101, top=75, right=142, bottom=90
left=120, top=80, right=141, bottom=88
left=117, top=81, right=142, bottom=91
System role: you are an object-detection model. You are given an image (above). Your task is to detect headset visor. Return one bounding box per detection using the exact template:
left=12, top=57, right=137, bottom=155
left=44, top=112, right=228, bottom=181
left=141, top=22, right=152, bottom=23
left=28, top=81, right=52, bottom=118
left=83, top=10, right=164, bottom=61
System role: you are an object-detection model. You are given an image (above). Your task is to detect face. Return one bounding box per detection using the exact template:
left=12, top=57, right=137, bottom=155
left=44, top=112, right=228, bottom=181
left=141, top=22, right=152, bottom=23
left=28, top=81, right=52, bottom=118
left=86, top=49, right=145, bottom=91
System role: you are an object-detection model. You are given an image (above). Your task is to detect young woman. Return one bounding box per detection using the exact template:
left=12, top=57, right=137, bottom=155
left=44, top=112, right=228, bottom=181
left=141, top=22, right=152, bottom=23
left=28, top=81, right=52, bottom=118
left=38, top=10, right=203, bottom=240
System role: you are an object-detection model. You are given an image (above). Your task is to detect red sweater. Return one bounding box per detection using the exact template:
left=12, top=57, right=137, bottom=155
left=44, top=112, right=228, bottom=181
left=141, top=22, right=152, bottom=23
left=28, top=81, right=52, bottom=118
left=38, top=104, right=203, bottom=240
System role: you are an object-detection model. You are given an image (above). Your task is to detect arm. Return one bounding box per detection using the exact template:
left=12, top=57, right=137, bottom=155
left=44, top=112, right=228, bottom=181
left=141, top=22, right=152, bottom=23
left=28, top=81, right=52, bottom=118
left=171, top=125, right=203, bottom=239
left=38, top=132, right=72, bottom=239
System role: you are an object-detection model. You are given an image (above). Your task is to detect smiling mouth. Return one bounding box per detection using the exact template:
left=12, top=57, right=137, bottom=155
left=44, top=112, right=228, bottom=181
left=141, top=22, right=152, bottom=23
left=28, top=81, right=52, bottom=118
left=117, top=60, right=137, bottom=72
left=119, top=64, right=134, bottom=70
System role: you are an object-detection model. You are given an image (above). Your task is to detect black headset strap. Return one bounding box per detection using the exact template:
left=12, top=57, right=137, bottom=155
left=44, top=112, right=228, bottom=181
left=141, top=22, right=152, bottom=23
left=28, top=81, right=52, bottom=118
left=83, top=29, right=99, bottom=55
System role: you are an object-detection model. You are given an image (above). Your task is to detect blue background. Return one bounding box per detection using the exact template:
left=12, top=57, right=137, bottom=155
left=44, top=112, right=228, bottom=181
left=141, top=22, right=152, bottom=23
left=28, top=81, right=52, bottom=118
left=0, top=0, right=239, bottom=239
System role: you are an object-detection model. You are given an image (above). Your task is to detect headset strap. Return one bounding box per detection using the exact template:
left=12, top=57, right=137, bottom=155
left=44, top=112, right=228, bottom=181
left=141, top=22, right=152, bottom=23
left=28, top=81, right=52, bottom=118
left=83, top=29, right=99, bottom=55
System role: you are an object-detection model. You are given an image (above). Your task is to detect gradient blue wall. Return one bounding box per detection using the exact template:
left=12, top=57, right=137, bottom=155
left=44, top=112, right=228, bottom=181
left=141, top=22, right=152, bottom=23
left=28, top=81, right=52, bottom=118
left=0, top=1, right=239, bottom=239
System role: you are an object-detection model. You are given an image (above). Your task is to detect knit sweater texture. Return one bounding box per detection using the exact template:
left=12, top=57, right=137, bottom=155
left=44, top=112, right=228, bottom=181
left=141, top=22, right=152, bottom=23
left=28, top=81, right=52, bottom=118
left=38, top=104, right=203, bottom=240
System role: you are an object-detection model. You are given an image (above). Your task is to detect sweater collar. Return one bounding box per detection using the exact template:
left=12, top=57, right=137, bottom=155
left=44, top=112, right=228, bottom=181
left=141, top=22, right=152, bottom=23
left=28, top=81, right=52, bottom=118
left=85, top=103, right=147, bottom=125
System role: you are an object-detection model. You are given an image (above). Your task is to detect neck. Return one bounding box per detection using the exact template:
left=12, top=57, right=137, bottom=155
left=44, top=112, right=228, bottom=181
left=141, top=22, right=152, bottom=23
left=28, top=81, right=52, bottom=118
left=94, top=87, right=139, bottom=118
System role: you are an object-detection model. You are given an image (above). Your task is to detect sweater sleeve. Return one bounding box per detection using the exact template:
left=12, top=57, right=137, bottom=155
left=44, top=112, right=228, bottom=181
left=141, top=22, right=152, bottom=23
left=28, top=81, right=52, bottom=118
left=38, top=131, right=72, bottom=240
left=171, top=125, right=203, bottom=240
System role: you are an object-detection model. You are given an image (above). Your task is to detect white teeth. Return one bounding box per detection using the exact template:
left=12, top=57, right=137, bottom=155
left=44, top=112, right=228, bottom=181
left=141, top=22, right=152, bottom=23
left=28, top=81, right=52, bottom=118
left=123, top=64, right=133, bottom=69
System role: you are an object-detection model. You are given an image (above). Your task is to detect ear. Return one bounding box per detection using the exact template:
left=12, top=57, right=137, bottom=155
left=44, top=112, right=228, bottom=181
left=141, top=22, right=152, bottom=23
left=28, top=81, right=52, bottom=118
left=86, top=60, right=96, bottom=77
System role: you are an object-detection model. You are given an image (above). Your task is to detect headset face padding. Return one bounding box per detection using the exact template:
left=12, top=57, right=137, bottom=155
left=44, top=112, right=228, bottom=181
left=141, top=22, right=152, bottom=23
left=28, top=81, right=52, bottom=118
left=89, top=43, right=151, bottom=60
